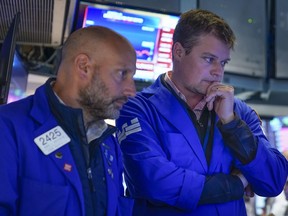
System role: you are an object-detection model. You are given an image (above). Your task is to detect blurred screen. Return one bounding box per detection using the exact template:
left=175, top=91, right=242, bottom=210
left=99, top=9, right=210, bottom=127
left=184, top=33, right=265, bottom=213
left=76, top=2, right=179, bottom=82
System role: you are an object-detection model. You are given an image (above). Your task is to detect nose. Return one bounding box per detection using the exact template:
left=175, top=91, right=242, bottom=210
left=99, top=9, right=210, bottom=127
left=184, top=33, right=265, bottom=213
left=211, top=61, right=224, bottom=79
left=123, top=77, right=136, bottom=97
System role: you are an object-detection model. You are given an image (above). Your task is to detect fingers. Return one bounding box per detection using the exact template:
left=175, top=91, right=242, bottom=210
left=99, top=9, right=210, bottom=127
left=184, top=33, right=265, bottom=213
left=206, top=95, right=216, bottom=111
left=205, top=84, right=235, bottom=115
left=206, top=84, right=234, bottom=101
left=205, top=86, right=222, bottom=111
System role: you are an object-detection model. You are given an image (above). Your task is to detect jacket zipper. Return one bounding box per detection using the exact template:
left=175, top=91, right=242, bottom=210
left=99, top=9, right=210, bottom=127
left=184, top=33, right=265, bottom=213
left=87, top=167, right=96, bottom=192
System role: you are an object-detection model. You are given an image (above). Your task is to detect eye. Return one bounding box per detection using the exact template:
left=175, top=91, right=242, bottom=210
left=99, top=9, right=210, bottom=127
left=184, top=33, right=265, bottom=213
left=220, top=60, right=229, bottom=67
left=202, top=56, right=215, bottom=64
left=117, top=70, right=128, bottom=80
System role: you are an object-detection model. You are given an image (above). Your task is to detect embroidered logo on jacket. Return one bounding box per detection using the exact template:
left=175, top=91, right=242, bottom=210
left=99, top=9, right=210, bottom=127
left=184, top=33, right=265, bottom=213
left=117, top=117, right=142, bottom=144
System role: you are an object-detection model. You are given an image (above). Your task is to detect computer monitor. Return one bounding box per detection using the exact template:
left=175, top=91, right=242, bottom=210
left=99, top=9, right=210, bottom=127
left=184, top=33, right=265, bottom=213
left=198, top=0, right=266, bottom=77
left=74, top=1, right=180, bottom=83
left=0, top=12, right=20, bottom=105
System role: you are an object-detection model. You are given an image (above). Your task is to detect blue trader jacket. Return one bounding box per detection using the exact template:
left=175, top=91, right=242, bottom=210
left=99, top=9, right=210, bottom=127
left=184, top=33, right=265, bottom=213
left=0, top=81, right=133, bottom=216
left=116, top=75, right=288, bottom=216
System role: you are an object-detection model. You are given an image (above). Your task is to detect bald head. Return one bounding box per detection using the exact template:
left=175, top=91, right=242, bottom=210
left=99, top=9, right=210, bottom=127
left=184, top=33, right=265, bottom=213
left=53, top=26, right=136, bottom=116
left=61, top=26, right=135, bottom=63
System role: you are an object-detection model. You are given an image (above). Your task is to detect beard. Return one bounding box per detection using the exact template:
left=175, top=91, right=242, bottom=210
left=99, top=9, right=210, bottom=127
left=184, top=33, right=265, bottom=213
left=77, top=73, right=126, bottom=122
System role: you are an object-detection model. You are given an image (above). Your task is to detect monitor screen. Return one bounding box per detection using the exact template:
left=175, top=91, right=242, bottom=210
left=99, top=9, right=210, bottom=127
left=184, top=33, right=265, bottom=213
left=75, top=2, right=180, bottom=82
left=7, top=53, right=28, bottom=103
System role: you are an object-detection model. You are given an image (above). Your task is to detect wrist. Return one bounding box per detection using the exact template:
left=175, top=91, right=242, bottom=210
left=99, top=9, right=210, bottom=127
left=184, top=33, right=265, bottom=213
left=236, top=173, right=248, bottom=188
left=220, top=113, right=235, bottom=124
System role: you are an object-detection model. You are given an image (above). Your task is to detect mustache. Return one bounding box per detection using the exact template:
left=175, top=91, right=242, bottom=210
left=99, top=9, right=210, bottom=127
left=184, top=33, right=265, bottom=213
left=83, top=96, right=129, bottom=112
left=112, top=96, right=129, bottom=104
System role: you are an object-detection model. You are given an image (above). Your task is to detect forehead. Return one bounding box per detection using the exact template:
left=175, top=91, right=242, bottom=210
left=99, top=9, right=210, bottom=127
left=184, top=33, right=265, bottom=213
left=95, top=44, right=136, bottom=70
left=193, top=34, right=231, bottom=57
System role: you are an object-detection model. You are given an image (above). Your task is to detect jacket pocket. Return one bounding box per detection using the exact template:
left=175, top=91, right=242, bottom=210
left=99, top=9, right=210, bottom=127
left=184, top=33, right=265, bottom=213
left=19, top=177, right=69, bottom=216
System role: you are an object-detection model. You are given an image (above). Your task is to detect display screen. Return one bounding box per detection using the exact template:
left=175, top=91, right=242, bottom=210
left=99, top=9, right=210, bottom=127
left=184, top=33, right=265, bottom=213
left=270, top=116, right=288, bottom=152
left=75, top=2, right=180, bottom=82
left=7, top=54, right=28, bottom=103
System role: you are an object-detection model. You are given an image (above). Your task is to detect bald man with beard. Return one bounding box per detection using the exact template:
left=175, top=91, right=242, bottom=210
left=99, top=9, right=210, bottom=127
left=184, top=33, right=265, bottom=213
left=0, top=26, right=136, bottom=216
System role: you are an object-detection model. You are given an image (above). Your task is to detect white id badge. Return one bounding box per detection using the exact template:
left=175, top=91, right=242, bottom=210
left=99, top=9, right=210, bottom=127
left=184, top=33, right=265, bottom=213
left=34, top=126, right=71, bottom=155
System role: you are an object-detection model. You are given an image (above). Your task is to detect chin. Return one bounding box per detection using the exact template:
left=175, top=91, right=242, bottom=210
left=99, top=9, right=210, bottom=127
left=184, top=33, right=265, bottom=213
left=106, top=110, right=120, bottom=120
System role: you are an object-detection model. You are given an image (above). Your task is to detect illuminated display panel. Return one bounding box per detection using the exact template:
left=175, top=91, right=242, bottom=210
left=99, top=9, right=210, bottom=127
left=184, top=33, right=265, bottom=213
left=270, top=117, right=288, bottom=152
left=76, top=2, right=180, bottom=82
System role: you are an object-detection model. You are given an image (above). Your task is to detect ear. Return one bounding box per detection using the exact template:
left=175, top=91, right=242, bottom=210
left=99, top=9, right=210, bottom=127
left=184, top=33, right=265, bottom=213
left=173, top=42, right=185, bottom=60
left=75, top=53, right=90, bottom=79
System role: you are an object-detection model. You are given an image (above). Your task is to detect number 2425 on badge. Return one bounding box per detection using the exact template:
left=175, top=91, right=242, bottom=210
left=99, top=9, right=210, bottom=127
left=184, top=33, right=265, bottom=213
left=34, top=126, right=71, bottom=155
